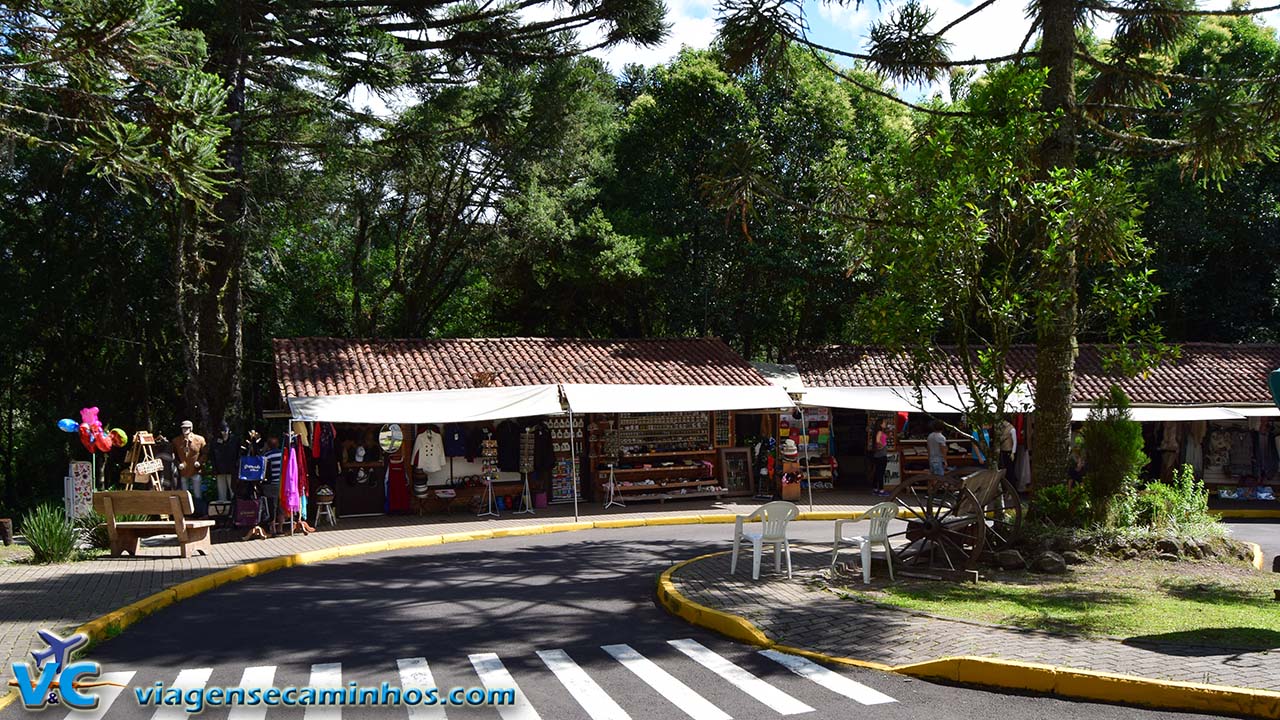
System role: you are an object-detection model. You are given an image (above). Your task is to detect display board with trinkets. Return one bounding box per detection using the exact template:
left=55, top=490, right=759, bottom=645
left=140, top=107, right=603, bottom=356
left=589, top=412, right=725, bottom=504
left=546, top=417, right=584, bottom=504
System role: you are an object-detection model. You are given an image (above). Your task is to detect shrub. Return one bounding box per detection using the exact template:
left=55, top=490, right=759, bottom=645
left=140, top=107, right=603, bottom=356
left=21, top=504, right=79, bottom=563
left=1136, top=464, right=1220, bottom=536
left=1030, top=483, right=1091, bottom=527
left=1081, top=386, right=1148, bottom=524
left=76, top=511, right=111, bottom=550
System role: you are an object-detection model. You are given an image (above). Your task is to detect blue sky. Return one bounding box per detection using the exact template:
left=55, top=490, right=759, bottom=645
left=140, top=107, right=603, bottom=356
left=587, top=0, right=1038, bottom=96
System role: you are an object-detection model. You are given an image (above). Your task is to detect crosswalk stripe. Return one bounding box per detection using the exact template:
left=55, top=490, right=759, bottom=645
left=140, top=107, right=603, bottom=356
left=151, top=668, right=213, bottom=720
left=397, top=657, right=447, bottom=720
left=469, top=652, right=541, bottom=720
left=227, top=666, right=276, bottom=720
left=602, top=644, right=730, bottom=720
left=61, top=670, right=135, bottom=720
left=305, top=662, right=343, bottom=720
left=537, top=649, right=632, bottom=720
left=759, top=650, right=895, bottom=705
left=668, top=639, right=814, bottom=716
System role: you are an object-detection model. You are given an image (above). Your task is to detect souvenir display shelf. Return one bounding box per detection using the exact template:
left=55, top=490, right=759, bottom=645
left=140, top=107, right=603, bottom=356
left=592, top=411, right=722, bottom=503
left=899, top=437, right=976, bottom=474
left=781, top=407, right=836, bottom=491
left=546, top=417, right=584, bottom=504
left=616, top=411, right=712, bottom=455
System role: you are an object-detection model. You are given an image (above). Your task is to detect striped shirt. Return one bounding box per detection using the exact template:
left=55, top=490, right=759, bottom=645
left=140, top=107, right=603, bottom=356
left=263, top=448, right=283, bottom=484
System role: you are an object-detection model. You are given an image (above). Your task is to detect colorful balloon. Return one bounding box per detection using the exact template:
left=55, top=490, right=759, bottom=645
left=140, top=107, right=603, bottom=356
left=110, top=428, right=128, bottom=447
left=78, top=407, right=110, bottom=452
left=57, top=418, right=78, bottom=433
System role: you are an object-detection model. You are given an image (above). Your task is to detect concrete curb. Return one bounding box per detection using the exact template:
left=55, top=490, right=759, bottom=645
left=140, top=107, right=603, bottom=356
left=1245, top=540, right=1265, bottom=570
left=657, top=554, right=1280, bottom=719
left=1213, top=508, right=1280, bottom=519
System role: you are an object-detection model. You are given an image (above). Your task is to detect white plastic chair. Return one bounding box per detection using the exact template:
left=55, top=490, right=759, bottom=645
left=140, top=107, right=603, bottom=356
left=730, top=501, right=799, bottom=580
left=830, top=502, right=898, bottom=584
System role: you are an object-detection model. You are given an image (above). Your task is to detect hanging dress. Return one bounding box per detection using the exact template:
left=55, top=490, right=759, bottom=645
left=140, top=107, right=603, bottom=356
left=283, top=444, right=301, bottom=513
left=387, top=446, right=411, bottom=513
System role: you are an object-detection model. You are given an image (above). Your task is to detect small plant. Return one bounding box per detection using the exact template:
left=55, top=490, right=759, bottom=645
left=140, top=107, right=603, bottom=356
left=76, top=511, right=110, bottom=550
left=20, top=504, right=79, bottom=564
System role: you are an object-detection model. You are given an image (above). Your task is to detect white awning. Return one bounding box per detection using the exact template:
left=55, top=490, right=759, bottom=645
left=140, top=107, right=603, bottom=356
left=751, top=362, right=805, bottom=395
left=1229, top=406, right=1280, bottom=417
left=287, top=384, right=564, bottom=424
left=1070, top=406, right=1248, bottom=422
left=799, top=385, right=1034, bottom=414
left=560, top=383, right=795, bottom=413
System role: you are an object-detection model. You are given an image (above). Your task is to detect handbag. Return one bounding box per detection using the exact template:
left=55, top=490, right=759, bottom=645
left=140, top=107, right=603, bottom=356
left=235, top=498, right=260, bottom=527
left=238, top=455, right=266, bottom=482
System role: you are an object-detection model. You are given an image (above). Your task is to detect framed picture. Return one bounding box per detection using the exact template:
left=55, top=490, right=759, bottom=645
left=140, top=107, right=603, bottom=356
left=720, top=448, right=753, bottom=494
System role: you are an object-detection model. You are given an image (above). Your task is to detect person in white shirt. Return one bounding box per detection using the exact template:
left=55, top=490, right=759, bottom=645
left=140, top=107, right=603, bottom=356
left=997, top=417, right=1018, bottom=485
left=927, top=421, right=948, bottom=476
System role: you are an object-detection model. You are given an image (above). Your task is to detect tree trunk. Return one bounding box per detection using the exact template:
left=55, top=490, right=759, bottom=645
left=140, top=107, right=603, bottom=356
left=1031, top=0, right=1080, bottom=488
left=178, top=2, right=250, bottom=432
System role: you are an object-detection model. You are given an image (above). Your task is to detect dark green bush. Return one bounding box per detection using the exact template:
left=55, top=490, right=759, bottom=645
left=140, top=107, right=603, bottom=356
left=21, top=504, right=79, bottom=563
left=1081, top=386, right=1148, bottom=525
left=1030, top=483, right=1091, bottom=527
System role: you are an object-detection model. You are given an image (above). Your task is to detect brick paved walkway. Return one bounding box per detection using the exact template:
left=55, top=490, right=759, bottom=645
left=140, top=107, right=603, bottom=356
left=0, top=493, right=876, bottom=676
left=668, top=543, right=1280, bottom=692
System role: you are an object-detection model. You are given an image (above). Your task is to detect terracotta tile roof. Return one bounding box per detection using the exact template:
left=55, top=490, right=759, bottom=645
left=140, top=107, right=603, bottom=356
left=274, top=337, right=771, bottom=398
left=788, top=344, right=1280, bottom=406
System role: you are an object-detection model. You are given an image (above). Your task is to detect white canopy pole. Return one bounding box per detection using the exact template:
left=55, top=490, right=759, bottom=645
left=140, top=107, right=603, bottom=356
left=569, top=408, right=580, bottom=523
left=802, top=408, right=813, bottom=511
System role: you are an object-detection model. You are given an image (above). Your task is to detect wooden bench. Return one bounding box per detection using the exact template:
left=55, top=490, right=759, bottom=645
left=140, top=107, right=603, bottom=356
left=92, top=491, right=215, bottom=558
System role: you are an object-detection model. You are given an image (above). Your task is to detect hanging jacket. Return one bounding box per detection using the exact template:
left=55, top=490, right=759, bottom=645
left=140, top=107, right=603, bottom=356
left=443, top=423, right=468, bottom=457
left=497, top=420, right=521, bottom=472
left=533, top=422, right=555, bottom=471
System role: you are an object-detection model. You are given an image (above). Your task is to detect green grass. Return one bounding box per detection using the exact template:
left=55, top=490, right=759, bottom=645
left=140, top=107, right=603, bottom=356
left=835, top=560, right=1280, bottom=650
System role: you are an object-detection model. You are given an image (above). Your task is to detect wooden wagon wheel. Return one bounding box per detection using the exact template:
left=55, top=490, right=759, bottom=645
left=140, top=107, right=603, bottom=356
left=886, top=473, right=987, bottom=572
left=983, top=474, right=1024, bottom=553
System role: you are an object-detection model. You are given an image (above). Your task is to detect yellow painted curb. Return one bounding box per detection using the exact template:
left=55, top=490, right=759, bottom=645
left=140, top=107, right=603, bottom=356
left=657, top=552, right=1280, bottom=719
left=492, top=526, right=549, bottom=538
left=770, top=643, right=893, bottom=672
left=0, top=688, right=14, bottom=711
left=592, top=518, right=647, bottom=529
left=656, top=553, right=772, bottom=647
left=538, top=521, right=595, bottom=534
left=1213, top=508, right=1280, bottom=519
left=1246, top=541, right=1265, bottom=570
left=797, top=511, right=861, bottom=521
left=643, top=515, right=705, bottom=526
left=897, top=656, right=1280, bottom=718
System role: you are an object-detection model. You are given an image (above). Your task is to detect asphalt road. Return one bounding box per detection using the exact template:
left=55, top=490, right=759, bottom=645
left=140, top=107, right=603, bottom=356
left=1225, top=518, right=1280, bottom=568
left=2, top=522, right=1232, bottom=720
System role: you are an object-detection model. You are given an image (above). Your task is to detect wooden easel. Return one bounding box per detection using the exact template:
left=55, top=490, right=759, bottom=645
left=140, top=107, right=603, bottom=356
left=121, top=432, right=163, bottom=491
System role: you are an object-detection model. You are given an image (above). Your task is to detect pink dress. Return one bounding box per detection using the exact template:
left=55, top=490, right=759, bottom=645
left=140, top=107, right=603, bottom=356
left=283, top=445, right=301, bottom=513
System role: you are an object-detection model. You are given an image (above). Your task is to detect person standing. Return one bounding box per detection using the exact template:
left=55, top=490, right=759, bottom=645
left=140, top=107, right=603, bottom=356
left=871, top=418, right=891, bottom=496
left=210, top=421, right=238, bottom=503
left=172, top=420, right=207, bottom=509
left=997, top=416, right=1019, bottom=486
left=927, top=420, right=948, bottom=476
left=262, top=435, right=284, bottom=534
